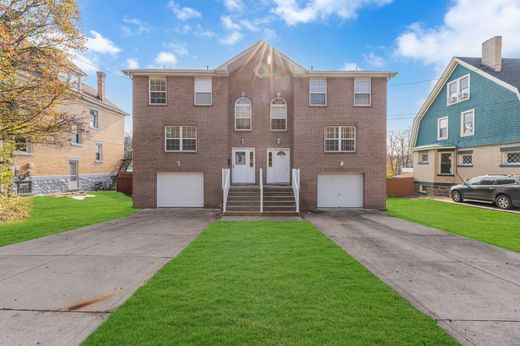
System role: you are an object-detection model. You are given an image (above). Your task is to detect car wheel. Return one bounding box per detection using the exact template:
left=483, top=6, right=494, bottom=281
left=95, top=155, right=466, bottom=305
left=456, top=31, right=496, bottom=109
left=451, top=190, right=463, bottom=203
left=496, top=195, right=513, bottom=210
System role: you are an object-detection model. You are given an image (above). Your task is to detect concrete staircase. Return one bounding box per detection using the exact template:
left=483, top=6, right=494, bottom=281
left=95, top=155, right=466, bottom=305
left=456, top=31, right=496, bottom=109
left=224, top=185, right=298, bottom=216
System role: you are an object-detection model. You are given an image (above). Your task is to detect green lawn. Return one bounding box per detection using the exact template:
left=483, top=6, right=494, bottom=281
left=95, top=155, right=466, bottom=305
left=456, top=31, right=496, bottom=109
left=84, top=221, right=455, bottom=346
left=387, top=198, right=520, bottom=253
left=0, top=192, right=138, bottom=247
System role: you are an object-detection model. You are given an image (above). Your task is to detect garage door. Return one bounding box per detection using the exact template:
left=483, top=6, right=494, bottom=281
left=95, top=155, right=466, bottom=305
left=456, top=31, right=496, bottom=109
left=157, top=172, right=204, bottom=207
left=317, top=174, right=363, bottom=208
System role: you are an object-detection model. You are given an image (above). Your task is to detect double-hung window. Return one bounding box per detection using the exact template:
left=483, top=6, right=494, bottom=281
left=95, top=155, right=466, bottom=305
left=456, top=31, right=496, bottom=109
left=14, top=136, right=31, bottom=154
left=438, top=117, right=448, bottom=140
left=95, top=143, right=103, bottom=162
left=309, top=79, right=327, bottom=106
left=439, top=152, right=453, bottom=175
left=149, top=78, right=166, bottom=105
left=270, top=97, right=287, bottom=131
left=324, top=126, right=356, bottom=152
left=71, top=125, right=82, bottom=145
left=165, top=126, right=197, bottom=152
left=460, top=109, right=475, bottom=136
left=90, top=108, right=99, bottom=129
left=447, top=74, right=470, bottom=105
left=354, top=78, right=371, bottom=106
left=235, top=97, right=252, bottom=130
left=194, top=78, right=212, bottom=105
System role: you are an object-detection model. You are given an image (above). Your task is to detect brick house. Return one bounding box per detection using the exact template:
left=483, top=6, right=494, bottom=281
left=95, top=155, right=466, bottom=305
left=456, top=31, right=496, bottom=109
left=124, top=41, right=396, bottom=212
left=13, top=66, right=128, bottom=195
left=411, top=36, right=520, bottom=196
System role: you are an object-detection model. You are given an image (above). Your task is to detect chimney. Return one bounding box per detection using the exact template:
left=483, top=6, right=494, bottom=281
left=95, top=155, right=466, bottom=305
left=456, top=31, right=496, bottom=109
left=482, top=36, right=502, bottom=72
left=96, top=71, right=106, bottom=100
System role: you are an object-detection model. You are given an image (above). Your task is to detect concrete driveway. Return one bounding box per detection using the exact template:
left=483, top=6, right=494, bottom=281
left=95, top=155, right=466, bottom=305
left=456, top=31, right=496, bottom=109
left=0, top=209, right=216, bottom=346
left=307, top=210, right=520, bottom=346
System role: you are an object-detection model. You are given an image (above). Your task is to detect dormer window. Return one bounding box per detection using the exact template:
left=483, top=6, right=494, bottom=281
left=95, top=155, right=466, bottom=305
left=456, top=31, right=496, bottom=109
left=447, top=74, right=470, bottom=105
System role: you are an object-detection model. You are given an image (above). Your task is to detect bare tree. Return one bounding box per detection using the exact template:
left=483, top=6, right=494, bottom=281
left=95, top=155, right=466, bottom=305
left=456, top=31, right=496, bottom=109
left=387, top=128, right=412, bottom=176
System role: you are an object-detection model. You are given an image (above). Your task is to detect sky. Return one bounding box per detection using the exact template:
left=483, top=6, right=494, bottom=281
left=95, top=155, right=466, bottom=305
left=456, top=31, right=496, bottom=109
left=74, top=0, right=520, bottom=134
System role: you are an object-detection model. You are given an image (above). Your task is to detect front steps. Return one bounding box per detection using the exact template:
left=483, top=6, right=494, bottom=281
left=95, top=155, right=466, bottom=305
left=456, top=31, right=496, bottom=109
left=224, top=185, right=298, bottom=216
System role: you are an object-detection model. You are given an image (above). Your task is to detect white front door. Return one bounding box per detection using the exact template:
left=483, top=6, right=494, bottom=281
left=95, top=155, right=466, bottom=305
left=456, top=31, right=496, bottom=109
left=232, top=148, right=255, bottom=184
left=69, top=160, right=79, bottom=190
left=267, top=148, right=290, bottom=184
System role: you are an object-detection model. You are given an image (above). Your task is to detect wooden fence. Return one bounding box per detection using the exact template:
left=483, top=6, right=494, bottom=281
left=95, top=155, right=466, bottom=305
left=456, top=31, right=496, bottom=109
left=116, top=172, right=133, bottom=196
left=387, top=176, right=414, bottom=197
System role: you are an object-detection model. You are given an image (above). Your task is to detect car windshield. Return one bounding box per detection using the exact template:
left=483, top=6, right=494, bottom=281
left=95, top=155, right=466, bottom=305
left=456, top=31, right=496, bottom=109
left=466, top=178, right=480, bottom=185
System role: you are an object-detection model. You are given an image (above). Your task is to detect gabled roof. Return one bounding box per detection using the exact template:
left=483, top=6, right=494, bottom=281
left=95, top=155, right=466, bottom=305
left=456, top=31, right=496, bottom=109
left=411, top=57, right=520, bottom=148
left=123, top=40, right=397, bottom=78
left=79, top=83, right=128, bottom=116
left=458, top=57, right=520, bottom=90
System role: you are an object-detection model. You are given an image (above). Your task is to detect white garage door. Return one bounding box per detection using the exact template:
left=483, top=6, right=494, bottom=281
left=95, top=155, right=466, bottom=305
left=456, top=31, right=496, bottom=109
left=157, top=172, right=204, bottom=207
left=317, top=174, right=364, bottom=208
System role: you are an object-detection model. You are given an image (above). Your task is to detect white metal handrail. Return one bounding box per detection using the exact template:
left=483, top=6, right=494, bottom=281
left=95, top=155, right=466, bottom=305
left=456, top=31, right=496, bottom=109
left=292, top=168, right=300, bottom=213
left=259, top=168, right=263, bottom=213
left=222, top=168, right=230, bottom=213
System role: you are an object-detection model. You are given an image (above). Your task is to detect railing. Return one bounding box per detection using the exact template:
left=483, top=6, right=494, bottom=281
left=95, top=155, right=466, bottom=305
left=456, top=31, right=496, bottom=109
left=259, top=168, right=263, bottom=213
left=222, top=168, right=231, bottom=213
left=292, top=168, right=300, bottom=213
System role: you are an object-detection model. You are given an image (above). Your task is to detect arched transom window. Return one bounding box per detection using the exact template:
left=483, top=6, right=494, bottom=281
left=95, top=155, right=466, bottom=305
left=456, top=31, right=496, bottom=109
left=270, top=97, right=287, bottom=131
left=235, top=97, right=252, bottom=130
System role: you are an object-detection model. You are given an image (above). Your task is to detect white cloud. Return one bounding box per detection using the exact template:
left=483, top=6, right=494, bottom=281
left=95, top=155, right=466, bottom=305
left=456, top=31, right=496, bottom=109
left=168, top=0, right=201, bottom=20
left=126, top=58, right=139, bottom=69
left=221, top=15, right=241, bottom=31
left=175, top=24, right=192, bottom=34
left=395, top=0, right=520, bottom=69
left=122, top=16, right=150, bottom=36
left=164, top=42, right=189, bottom=56
left=271, top=0, right=393, bottom=26
left=194, top=25, right=217, bottom=38
left=363, top=52, right=385, bottom=68
left=223, top=0, right=244, bottom=11
left=240, top=19, right=261, bottom=32
left=153, top=52, right=178, bottom=67
left=341, top=62, right=361, bottom=70
left=72, top=53, right=99, bottom=73
left=220, top=31, right=243, bottom=45
left=263, top=28, right=278, bottom=41
left=86, top=30, right=121, bottom=55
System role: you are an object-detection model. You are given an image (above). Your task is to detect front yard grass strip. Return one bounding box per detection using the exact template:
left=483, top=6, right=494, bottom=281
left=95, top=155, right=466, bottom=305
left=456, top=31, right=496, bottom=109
left=0, top=192, right=138, bottom=247
left=387, top=198, right=520, bottom=253
left=84, top=221, right=456, bottom=345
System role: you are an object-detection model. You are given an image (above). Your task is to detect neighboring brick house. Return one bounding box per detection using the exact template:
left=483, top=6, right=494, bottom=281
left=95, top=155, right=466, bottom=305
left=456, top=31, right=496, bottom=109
left=13, top=66, right=128, bottom=195
left=411, top=36, right=520, bottom=196
left=124, top=41, right=396, bottom=211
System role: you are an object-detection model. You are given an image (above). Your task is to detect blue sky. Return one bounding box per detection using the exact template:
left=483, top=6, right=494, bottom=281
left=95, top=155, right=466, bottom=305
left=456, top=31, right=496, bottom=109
left=74, top=0, right=520, bottom=134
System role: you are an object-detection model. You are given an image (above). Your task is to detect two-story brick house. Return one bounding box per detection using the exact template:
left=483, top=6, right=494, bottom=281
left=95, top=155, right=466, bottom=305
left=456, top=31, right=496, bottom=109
left=124, top=41, right=396, bottom=212
left=412, top=37, right=520, bottom=195
left=13, top=66, right=128, bottom=195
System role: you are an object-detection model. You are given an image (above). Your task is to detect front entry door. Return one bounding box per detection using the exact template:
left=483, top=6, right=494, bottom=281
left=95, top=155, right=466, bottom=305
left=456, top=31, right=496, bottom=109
left=267, top=149, right=290, bottom=184
left=69, top=160, right=79, bottom=190
left=232, top=148, right=255, bottom=184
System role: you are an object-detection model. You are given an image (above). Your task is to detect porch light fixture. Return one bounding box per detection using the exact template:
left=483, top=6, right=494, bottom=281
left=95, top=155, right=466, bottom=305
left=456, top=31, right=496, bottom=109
left=276, top=138, right=281, bottom=145
left=240, top=138, right=245, bottom=145
left=177, top=161, right=181, bottom=167
left=340, top=161, right=344, bottom=168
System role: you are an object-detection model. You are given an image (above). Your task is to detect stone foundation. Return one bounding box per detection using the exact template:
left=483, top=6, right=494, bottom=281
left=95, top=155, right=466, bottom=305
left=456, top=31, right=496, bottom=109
left=414, top=182, right=453, bottom=197
left=14, top=174, right=115, bottom=195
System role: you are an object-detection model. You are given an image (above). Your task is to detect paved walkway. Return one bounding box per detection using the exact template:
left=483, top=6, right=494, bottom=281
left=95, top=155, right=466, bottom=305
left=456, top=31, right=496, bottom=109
left=307, top=210, right=520, bottom=346
left=0, top=209, right=216, bottom=346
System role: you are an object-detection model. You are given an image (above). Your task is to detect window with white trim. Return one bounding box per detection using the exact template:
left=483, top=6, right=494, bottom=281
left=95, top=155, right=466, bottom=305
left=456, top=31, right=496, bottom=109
left=71, top=125, right=82, bottom=145
left=14, top=136, right=31, bottom=154
left=324, top=126, right=356, bottom=152
left=309, top=79, right=326, bottom=106
left=460, top=109, right=474, bottom=136
left=235, top=97, right=252, bottom=130
left=447, top=74, right=470, bottom=105
left=95, top=143, right=103, bottom=162
left=419, top=151, right=429, bottom=163
left=418, top=184, right=427, bottom=194
left=354, top=78, right=371, bottom=106
left=90, top=108, right=99, bottom=129
left=439, top=152, right=453, bottom=175
left=149, top=78, right=166, bottom=105
left=194, top=78, right=212, bottom=105
left=460, top=154, right=472, bottom=166
left=165, top=126, right=197, bottom=152
left=438, top=117, right=448, bottom=140
left=270, top=97, right=287, bottom=131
